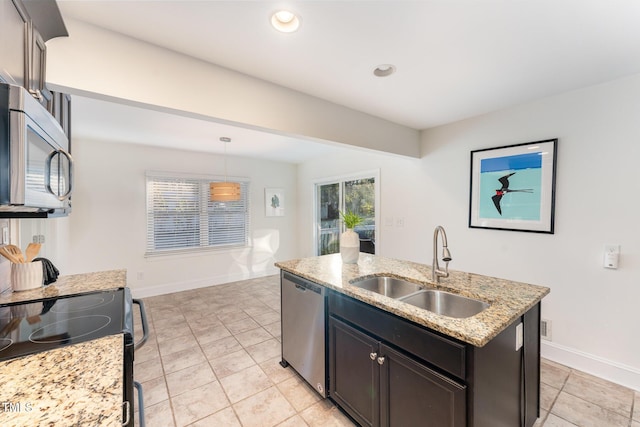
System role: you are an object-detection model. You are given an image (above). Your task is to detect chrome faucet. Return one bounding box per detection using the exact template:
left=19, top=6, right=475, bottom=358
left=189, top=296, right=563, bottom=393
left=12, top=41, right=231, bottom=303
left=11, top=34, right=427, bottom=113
left=432, top=226, right=452, bottom=283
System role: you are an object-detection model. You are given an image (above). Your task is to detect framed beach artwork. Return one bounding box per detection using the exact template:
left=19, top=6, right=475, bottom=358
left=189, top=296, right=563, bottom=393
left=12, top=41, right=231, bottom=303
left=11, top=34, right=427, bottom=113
left=469, top=139, right=558, bottom=233
left=265, top=188, right=285, bottom=217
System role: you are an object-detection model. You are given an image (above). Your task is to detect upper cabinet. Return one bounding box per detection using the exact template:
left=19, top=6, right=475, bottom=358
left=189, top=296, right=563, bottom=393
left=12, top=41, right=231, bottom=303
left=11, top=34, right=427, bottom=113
left=0, top=0, right=30, bottom=87
left=1, top=0, right=67, bottom=108
left=28, top=22, right=51, bottom=106
left=48, top=91, right=72, bottom=143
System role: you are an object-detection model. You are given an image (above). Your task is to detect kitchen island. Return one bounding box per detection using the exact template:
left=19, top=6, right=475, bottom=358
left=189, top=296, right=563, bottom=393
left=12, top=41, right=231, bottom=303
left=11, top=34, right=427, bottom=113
left=276, top=253, right=550, bottom=427
left=0, top=270, right=129, bottom=426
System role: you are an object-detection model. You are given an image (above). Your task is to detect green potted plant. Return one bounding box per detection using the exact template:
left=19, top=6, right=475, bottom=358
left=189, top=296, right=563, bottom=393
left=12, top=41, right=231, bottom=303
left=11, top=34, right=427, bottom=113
left=339, top=210, right=362, bottom=263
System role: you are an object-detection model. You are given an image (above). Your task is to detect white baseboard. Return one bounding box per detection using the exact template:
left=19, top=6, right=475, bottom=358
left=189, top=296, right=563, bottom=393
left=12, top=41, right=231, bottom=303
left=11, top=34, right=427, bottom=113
left=130, top=267, right=280, bottom=299
left=542, top=341, right=640, bottom=391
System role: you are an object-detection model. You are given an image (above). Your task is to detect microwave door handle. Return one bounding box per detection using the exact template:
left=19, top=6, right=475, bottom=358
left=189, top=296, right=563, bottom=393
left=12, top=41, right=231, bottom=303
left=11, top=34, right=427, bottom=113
left=44, top=149, right=74, bottom=201
left=57, top=149, right=74, bottom=200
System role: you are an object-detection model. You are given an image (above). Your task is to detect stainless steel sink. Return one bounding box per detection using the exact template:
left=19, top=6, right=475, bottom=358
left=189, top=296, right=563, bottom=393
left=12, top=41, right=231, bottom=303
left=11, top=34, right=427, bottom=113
left=398, top=290, right=489, bottom=318
left=350, top=276, right=423, bottom=298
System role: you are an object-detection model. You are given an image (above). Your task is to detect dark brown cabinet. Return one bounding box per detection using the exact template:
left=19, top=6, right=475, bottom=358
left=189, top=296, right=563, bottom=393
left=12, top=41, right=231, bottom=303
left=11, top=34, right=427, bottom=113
left=328, top=289, right=540, bottom=427
left=330, top=317, right=380, bottom=427
left=330, top=317, right=466, bottom=427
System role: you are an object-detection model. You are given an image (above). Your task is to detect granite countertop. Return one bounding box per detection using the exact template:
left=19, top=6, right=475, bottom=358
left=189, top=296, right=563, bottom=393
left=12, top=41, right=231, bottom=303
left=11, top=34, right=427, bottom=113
left=276, top=253, right=550, bottom=347
left=0, top=270, right=126, bottom=306
left=0, top=334, right=124, bottom=426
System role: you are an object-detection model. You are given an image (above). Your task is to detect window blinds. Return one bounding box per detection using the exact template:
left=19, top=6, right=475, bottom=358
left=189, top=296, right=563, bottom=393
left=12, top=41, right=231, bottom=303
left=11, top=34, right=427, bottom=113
left=146, top=174, right=249, bottom=255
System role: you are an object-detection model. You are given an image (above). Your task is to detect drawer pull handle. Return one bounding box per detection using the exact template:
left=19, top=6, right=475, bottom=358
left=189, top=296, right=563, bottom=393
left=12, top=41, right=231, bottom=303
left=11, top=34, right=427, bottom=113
left=377, top=356, right=385, bottom=365
left=369, top=352, right=377, bottom=360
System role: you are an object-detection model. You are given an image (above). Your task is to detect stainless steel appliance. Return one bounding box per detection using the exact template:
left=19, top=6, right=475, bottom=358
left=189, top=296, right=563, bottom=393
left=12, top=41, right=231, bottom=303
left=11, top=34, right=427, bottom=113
left=0, top=288, right=148, bottom=426
left=280, top=271, right=327, bottom=397
left=0, top=82, right=73, bottom=218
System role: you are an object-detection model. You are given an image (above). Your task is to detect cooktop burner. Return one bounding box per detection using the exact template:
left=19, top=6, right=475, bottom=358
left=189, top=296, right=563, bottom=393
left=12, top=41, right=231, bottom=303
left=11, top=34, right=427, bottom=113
left=30, top=315, right=112, bottom=343
left=0, top=289, right=129, bottom=362
left=0, top=337, right=12, bottom=352
left=50, top=293, right=115, bottom=313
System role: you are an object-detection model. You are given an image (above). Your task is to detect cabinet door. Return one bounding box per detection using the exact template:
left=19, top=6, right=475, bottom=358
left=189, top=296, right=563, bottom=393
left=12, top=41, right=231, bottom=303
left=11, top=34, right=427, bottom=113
left=29, top=25, right=50, bottom=106
left=0, top=0, right=30, bottom=86
left=329, top=317, right=379, bottom=427
left=379, top=344, right=466, bottom=427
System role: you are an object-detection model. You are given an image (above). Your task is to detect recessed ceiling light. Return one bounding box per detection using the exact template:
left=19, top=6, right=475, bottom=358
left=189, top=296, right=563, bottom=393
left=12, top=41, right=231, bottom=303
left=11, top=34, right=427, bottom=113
left=373, top=64, right=396, bottom=77
left=271, top=10, right=301, bottom=33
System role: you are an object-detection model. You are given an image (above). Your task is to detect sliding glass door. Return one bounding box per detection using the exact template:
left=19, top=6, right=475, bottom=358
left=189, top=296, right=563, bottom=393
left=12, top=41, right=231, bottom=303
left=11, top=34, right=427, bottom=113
left=315, top=172, right=378, bottom=256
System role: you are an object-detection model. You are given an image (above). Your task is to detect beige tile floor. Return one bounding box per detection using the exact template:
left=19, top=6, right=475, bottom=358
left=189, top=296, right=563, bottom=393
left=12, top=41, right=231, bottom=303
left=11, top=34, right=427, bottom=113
left=133, top=275, right=639, bottom=427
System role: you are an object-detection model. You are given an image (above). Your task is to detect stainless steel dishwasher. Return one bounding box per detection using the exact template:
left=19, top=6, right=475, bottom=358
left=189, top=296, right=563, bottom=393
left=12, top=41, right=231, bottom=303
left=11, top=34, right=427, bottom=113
left=280, top=271, right=327, bottom=397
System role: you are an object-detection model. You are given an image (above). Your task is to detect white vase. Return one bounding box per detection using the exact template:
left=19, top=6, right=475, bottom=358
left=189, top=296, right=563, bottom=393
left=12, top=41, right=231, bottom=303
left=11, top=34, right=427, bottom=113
left=340, top=229, right=360, bottom=264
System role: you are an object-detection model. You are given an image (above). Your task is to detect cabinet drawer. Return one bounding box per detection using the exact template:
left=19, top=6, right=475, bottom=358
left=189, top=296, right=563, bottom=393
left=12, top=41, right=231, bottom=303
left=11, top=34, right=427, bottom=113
left=329, top=292, right=466, bottom=380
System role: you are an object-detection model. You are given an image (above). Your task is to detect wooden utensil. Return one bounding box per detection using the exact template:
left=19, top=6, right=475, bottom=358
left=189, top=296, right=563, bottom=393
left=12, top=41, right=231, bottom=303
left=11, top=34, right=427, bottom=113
left=25, top=242, right=41, bottom=262
left=0, top=247, right=21, bottom=264
left=5, top=245, right=25, bottom=263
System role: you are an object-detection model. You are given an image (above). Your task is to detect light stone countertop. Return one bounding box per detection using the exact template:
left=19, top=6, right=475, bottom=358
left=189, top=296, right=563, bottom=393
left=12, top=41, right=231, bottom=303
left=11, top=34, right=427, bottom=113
left=276, top=253, right=550, bottom=347
left=0, top=334, right=124, bottom=426
left=0, top=269, right=126, bottom=305
left=0, top=270, right=128, bottom=426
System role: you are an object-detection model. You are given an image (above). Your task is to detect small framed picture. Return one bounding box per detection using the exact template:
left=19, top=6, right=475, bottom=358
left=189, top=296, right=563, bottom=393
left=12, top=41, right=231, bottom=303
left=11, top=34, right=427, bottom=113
left=265, top=188, right=285, bottom=217
left=469, top=139, right=558, bottom=233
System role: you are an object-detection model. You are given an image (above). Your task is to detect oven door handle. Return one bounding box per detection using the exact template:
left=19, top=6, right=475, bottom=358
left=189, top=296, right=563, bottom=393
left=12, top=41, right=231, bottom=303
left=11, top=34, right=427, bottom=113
left=134, top=381, right=145, bottom=427
left=132, top=299, right=149, bottom=351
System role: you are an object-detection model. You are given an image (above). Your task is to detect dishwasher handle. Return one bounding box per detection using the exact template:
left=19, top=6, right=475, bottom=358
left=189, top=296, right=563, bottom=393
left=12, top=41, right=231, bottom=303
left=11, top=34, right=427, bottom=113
left=283, top=272, right=324, bottom=295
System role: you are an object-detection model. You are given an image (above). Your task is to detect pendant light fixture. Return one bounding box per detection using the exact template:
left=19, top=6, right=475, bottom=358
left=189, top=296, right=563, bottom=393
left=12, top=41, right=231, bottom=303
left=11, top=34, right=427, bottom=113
left=210, top=137, right=241, bottom=202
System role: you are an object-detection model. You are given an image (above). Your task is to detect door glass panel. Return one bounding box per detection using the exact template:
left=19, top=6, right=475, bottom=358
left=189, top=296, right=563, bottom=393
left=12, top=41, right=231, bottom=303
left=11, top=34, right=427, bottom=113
left=317, top=183, right=340, bottom=255
left=344, top=178, right=375, bottom=254
left=315, top=176, right=377, bottom=256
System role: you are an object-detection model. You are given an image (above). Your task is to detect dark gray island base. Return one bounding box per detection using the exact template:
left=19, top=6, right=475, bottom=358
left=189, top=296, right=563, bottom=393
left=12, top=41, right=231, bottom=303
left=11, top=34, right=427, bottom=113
left=329, top=289, right=539, bottom=427
left=278, top=257, right=548, bottom=427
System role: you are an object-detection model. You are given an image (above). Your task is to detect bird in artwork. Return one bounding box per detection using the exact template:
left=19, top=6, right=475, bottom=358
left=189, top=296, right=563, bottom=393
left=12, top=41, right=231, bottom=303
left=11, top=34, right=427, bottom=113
left=491, top=172, right=533, bottom=215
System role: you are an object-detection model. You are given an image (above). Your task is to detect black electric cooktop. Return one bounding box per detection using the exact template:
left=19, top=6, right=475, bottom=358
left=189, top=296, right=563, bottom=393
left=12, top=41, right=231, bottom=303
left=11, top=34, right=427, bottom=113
left=0, top=288, right=132, bottom=362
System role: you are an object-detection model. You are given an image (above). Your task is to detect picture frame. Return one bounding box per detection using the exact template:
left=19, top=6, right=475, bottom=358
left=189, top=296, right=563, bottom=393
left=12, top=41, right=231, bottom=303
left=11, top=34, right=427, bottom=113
left=265, top=188, right=285, bottom=217
left=469, top=139, right=558, bottom=233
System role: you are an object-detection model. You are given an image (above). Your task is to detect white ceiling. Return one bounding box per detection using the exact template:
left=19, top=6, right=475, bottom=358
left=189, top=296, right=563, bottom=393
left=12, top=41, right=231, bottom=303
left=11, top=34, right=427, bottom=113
left=58, top=0, right=640, bottom=161
left=71, top=96, right=345, bottom=163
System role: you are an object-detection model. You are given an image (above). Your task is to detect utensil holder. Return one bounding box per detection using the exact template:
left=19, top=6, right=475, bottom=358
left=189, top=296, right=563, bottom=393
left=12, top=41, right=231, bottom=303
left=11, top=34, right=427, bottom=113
left=11, top=261, right=43, bottom=292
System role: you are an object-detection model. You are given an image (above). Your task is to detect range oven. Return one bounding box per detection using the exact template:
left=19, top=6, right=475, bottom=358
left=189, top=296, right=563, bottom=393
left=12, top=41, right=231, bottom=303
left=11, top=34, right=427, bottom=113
left=0, top=287, right=148, bottom=426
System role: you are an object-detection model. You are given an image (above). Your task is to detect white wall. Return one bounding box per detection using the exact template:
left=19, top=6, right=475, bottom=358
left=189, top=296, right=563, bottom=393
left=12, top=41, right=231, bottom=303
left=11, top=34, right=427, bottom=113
left=50, top=139, right=298, bottom=298
left=298, top=73, right=640, bottom=390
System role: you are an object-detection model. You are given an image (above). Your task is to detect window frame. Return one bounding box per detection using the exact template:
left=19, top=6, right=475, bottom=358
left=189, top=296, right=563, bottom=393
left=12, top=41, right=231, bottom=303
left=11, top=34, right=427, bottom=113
left=312, top=169, right=380, bottom=256
left=145, top=171, right=250, bottom=257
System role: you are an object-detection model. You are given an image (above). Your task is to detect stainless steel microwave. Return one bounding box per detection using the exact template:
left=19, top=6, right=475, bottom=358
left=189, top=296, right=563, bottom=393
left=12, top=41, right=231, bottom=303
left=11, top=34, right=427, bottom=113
left=0, top=82, right=73, bottom=218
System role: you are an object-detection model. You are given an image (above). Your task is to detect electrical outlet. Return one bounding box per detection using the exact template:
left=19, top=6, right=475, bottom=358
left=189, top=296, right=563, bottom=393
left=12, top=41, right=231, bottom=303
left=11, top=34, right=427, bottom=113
left=515, top=323, right=523, bottom=351
left=541, top=319, right=552, bottom=341
left=32, top=235, right=45, bottom=244
left=136, top=272, right=144, bottom=281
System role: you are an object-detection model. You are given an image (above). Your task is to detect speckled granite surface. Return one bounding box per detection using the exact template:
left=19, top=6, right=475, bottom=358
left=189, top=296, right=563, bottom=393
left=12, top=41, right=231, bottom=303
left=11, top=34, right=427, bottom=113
left=0, top=270, right=126, bottom=305
left=0, top=334, right=123, bottom=426
left=276, top=253, right=550, bottom=347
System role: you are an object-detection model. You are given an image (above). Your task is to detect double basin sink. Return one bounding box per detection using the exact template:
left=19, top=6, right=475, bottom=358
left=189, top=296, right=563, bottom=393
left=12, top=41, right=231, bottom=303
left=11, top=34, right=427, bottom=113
left=350, top=276, right=489, bottom=319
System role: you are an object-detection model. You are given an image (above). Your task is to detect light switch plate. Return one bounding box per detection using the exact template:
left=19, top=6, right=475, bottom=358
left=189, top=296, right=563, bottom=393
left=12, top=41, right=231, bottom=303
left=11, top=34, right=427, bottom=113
left=604, top=245, right=620, bottom=269
left=1, top=227, right=8, bottom=245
